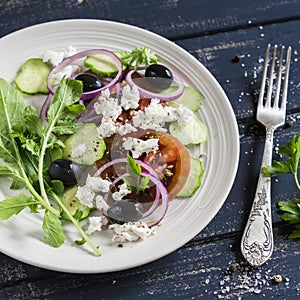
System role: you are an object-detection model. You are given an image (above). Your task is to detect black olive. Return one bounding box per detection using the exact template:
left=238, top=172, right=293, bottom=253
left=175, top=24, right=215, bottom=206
left=107, top=200, right=143, bottom=224
left=75, top=74, right=102, bottom=93
left=49, top=159, right=82, bottom=186
left=145, top=64, right=173, bottom=91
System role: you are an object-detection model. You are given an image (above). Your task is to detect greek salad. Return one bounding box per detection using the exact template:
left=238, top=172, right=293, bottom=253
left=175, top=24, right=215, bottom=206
left=0, top=46, right=208, bottom=256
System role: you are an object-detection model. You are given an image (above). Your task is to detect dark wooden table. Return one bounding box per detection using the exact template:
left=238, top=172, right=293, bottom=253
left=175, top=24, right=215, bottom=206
left=1, top=1, right=300, bottom=299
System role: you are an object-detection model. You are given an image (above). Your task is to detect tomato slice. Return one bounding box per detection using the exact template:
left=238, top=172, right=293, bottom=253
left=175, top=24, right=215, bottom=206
left=143, top=132, right=190, bottom=200
left=102, top=130, right=190, bottom=200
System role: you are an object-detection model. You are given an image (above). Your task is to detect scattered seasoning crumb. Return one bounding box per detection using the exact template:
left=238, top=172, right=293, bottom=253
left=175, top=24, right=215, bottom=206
left=285, top=120, right=294, bottom=128
left=274, top=274, right=282, bottom=283
left=232, top=55, right=241, bottom=63
left=229, top=263, right=238, bottom=273
left=118, top=244, right=123, bottom=248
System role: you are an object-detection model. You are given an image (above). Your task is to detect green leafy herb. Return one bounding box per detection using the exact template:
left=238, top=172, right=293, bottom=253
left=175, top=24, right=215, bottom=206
left=124, top=155, right=150, bottom=193
left=117, top=46, right=162, bottom=69
left=263, top=134, right=300, bottom=238
left=263, top=134, right=300, bottom=190
left=0, top=77, right=101, bottom=256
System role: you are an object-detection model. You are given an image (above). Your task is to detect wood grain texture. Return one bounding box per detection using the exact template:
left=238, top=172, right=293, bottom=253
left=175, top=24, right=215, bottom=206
left=0, top=0, right=300, bottom=299
left=1, top=0, right=300, bottom=39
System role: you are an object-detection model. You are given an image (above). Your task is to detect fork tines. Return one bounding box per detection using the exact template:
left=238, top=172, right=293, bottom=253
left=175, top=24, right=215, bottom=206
left=258, top=44, right=292, bottom=110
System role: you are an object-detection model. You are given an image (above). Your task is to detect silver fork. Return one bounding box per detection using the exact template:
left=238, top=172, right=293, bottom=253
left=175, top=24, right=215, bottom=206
left=241, top=44, right=292, bottom=267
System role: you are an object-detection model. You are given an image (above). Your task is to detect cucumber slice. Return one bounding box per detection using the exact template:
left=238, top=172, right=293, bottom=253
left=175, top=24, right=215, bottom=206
left=61, top=185, right=92, bottom=221
left=177, top=157, right=204, bottom=197
left=62, top=123, right=106, bottom=165
left=84, top=54, right=119, bottom=77
left=164, top=86, right=203, bottom=112
left=169, top=112, right=208, bottom=145
left=14, top=58, right=51, bottom=95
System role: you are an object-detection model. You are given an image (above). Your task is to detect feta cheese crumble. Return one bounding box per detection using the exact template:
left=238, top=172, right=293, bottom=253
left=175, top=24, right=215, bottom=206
left=94, top=89, right=122, bottom=121
left=85, top=175, right=111, bottom=193
left=76, top=175, right=111, bottom=208
left=132, top=98, right=178, bottom=132
left=76, top=185, right=95, bottom=208
left=86, top=216, right=108, bottom=235
left=123, top=137, right=159, bottom=158
left=41, top=46, right=77, bottom=66
left=112, top=182, right=131, bottom=201
left=109, top=221, right=156, bottom=242
left=120, top=85, right=140, bottom=110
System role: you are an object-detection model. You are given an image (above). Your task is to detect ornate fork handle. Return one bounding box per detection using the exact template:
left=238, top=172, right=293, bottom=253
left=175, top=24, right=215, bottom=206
left=241, top=126, right=274, bottom=267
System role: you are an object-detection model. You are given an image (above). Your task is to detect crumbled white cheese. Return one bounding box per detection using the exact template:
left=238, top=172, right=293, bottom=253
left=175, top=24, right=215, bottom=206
left=41, top=46, right=77, bottom=66
left=123, top=137, right=159, bottom=158
left=76, top=175, right=111, bottom=208
left=76, top=185, right=95, bottom=208
left=85, top=174, right=111, bottom=193
left=116, top=122, right=137, bottom=136
left=97, top=118, right=118, bottom=138
left=95, top=194, right=109, bottom=212
left=86, top=216, right=108, bottom=235
left=132, top=98, right=177, bottom=132
left=52, top=65, right=81, bottom=83
left=120, top=85, right=140, bottom=110
left=109, top=221, right=156, bottom=242
left=71, top=143, right=86, bottom=158
left=94, top=89, right=122, bottom=121
left=112, top=182, right=131, bottom=201
left=175, top=104, right=194, bottom=126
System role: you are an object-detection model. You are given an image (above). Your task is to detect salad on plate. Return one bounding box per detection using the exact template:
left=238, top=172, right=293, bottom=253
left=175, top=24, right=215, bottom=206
left=0, top=46, right=208, bottom=256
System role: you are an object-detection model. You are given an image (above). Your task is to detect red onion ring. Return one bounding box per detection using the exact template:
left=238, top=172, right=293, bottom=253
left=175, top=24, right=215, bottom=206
left=94, top=157, right=160, bottom=180
left=125, top=69, right=184, bottom=101
left=102, top=172, right=161, bottom=220
left=39, top=93, right=53, bottom=119
left=93, top=158, right=168, bottom=226
left=47, top=49, right=123, bottom=101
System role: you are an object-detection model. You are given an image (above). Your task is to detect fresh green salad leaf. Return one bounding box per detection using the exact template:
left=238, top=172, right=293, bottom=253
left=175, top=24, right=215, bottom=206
left=117, top=46, right=162, bottom=69
left=43, top=210, right=66, bottom=247
left=0, top=194, right=39, bottom=220
left=264, top=134, right=300, bottom=238
left=124, top=155, right=150, bottom=193
left=0, top=77, right=101, bottom=256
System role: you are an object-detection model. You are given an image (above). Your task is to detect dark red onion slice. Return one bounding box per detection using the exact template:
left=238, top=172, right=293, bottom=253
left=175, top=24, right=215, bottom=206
left=39, top=93, right=53, bottom=119
left=94, top=157, right=160, bottom=180
left=125, top=69, right=184, bottom=101
left=47, top=49, right=123, bottom=100
left=93, top=158, right=168, bottom=226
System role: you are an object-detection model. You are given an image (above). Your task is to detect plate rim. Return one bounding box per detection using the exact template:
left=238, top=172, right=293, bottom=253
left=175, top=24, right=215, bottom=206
left=0, top=18, right=240, bottom=273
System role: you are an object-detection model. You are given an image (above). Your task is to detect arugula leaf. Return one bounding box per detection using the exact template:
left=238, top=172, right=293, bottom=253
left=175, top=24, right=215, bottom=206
left=0, top=77, right=101, bottom=256
left=0, top=194, right=39, bottom=220
left=43, top=210, right=66, bottom=247
left=118, top=46, right=162, bottom=69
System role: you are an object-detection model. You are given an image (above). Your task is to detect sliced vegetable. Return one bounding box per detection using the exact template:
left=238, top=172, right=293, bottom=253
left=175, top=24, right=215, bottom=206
left=94, top=158, right=169, bottom=227
left=125, top=69, right=184, bottom=101
left=84, top=54, right=120, bottom=77
left=14, top=58, right=51, bottom=95
left=169, top=112, right=208, bottom=145
left=177, top=157, right=204, bottom=197
left=166, top=86, right=203, bottom=112
left=61, top=185, right=92, bottom=221
left=47, top=49, right=123, bottom=100
left=62, top=122, right=106, bottom=165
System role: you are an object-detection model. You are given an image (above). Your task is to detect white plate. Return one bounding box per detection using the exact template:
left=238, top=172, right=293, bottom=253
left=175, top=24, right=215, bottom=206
left=0, top=19, right=239, bottom=273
